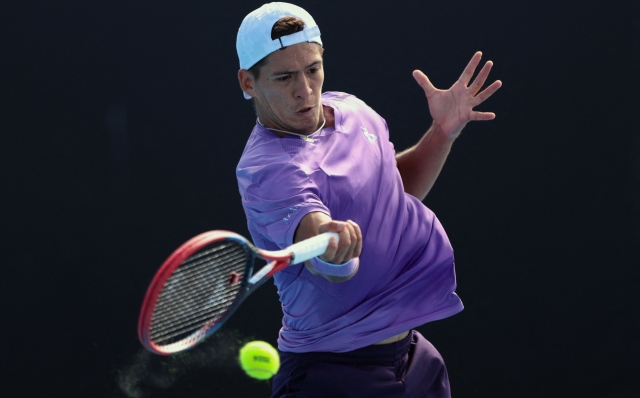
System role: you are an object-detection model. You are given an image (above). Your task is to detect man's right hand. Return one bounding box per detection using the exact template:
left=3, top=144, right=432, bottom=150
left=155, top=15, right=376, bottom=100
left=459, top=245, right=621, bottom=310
left=294, top=212, right=362, bottom=282
left=317, top=219, right=362, bottom=264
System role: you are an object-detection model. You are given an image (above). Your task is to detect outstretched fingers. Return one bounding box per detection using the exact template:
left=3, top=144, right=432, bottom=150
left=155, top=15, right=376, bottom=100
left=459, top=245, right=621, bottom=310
left=472, top=80, right=502, bottom=107
left=459, top=51, right=483, bottom=86
left=470, top=111, right=496, bottom=121
left=413, top=51, right=502, bottom=128
left=470, top=79, right=502, bottom=121
left=413, top=70, right=437, bottom=97
left=468, top=60, right=493, bottom=96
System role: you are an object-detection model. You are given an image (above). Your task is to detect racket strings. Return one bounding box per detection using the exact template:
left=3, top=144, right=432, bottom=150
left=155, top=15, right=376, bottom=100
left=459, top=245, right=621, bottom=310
left=152, top=250, right=245, bottom=314
left=150, top=263, right=240, bottom=335
left=150, top=246, right=247, bottom=342
left=149, top=240, right=251, bottom=344
left=150, top=261, right=243, bottom=337
left=150, top=247, right=247, bottom=338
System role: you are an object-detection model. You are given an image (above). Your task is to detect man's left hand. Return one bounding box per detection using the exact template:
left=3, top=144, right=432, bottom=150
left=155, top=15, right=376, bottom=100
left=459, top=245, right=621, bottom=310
left=412, top=51, right=502, bottom=140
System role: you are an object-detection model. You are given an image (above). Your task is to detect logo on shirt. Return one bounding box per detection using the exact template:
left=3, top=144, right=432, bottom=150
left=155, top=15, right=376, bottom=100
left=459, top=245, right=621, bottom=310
left=283, top=206, right=298, bottom=224
left=361, top=126, right=377, bottom=144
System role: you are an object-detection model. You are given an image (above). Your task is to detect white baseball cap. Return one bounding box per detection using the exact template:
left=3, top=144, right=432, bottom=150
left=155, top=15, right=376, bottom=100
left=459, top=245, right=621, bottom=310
left=236, top=2, right=323, bottom=99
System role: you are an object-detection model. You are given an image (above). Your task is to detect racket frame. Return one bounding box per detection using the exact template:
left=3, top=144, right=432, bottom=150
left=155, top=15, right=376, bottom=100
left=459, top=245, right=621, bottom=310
left=138, top=230, right=338, bottom=355
left=138, top=231, right=293, bottom=355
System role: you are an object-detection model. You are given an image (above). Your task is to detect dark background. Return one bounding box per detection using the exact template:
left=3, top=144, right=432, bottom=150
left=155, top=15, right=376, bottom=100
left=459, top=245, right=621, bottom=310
left=2, top=0, right=638, bottom=397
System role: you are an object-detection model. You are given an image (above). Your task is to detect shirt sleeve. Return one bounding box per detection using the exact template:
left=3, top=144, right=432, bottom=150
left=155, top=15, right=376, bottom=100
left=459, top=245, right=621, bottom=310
left=238, top=160, right=330, bottom=250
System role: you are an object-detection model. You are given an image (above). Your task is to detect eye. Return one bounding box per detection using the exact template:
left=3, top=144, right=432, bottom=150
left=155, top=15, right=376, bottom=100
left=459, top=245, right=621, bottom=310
left=308, top=68, right=318, bottom=74
left=276, top=75, right=291, bottom=82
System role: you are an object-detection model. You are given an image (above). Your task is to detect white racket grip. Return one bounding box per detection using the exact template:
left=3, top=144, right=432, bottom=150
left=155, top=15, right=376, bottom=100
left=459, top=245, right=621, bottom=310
left=290, top=232, right=339, bottom=264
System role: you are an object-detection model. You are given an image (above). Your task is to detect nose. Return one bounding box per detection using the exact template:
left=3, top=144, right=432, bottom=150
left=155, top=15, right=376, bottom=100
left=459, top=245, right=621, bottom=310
left=293, top=73, right=313, bottom=99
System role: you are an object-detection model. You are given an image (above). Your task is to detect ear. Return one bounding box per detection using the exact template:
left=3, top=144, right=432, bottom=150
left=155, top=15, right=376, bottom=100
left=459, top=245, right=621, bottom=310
left=238, top=69, right=257, bottom=98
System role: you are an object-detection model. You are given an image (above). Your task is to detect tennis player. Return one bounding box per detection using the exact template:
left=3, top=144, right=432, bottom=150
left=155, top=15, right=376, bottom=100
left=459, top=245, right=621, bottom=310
left=235, top=3, right=501, bottom=397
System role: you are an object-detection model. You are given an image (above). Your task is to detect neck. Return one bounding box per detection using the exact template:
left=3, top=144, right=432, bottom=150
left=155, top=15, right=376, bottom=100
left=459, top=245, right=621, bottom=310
left=256, top=105, right=335, bottom=136
left=256, top=113, right=324, bottom=136
left=257, top=117, right=326, bottom=142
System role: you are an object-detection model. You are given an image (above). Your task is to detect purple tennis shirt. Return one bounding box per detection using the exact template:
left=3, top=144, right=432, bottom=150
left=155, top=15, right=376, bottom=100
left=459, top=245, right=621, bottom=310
left=236, top=91, right=463, bottom=353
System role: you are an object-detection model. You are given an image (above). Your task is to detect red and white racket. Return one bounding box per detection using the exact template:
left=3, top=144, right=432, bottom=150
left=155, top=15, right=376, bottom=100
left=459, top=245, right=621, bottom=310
left=138, top=230, right=338, bottom=355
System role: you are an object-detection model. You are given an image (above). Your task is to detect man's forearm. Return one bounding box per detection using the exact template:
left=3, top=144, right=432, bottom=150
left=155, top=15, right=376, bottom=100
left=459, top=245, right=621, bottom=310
left=395, top=122, right=456, bottom=201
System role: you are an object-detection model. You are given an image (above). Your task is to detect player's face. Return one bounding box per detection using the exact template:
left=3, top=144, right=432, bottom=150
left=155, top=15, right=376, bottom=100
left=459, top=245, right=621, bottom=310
left=250, top=43, right=324, bottom=134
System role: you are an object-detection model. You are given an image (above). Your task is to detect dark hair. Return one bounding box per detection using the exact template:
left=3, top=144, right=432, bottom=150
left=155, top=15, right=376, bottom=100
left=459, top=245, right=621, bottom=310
left=248, top=16, right=323, bottom=80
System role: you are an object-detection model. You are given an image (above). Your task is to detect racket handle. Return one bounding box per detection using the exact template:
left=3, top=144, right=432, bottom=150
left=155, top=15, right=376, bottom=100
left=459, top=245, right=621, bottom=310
left=290, top=232, right=339, bottom=264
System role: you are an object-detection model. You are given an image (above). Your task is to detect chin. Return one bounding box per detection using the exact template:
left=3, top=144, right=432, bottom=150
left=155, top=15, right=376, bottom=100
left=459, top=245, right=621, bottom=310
left=292, top=114, right=321, bottom=133
left=297, top=121, right=320, bottom=134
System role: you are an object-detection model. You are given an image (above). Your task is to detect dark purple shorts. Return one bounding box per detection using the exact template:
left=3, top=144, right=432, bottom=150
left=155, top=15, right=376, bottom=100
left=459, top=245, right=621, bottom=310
left=271, top=330, right=451, bottom=398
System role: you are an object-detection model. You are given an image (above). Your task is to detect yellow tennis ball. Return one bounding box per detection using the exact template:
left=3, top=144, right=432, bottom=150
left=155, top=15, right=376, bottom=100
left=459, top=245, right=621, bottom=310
left=239, top=341, right=280, bottom=380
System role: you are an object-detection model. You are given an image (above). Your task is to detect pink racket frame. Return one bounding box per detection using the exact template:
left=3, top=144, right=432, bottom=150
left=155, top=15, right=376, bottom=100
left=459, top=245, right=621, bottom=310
left=138, top=230, right=293, bottom=355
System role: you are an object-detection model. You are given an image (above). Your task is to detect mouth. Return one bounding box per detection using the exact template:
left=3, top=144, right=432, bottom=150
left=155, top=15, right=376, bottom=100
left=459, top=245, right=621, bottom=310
left=296, top=106, right=314, bottom=115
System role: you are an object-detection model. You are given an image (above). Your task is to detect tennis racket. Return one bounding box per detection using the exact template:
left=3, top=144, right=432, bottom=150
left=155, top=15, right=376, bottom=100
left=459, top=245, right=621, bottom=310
left=138, top=230, right=338, bottom=355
